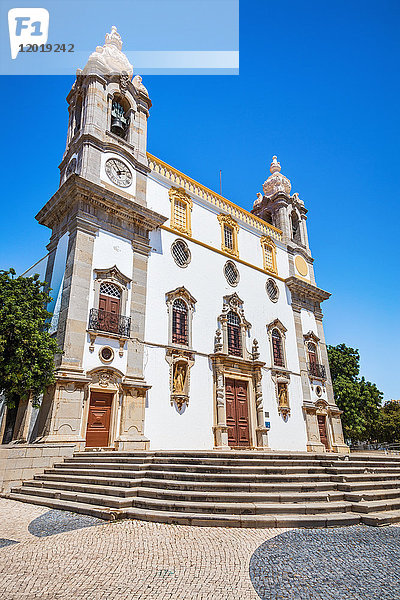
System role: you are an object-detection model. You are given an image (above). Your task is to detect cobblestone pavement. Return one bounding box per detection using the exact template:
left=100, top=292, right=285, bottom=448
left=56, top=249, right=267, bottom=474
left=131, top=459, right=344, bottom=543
left=0, top=498, right=281, bottom=600
left=250, top=526, right=400, bottom=600
left=0, top=498, right=399, bottom=600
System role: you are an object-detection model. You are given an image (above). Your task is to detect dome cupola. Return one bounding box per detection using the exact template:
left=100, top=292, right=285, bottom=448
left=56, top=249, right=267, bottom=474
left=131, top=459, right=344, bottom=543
left=262, top=156, right=292, bottom=197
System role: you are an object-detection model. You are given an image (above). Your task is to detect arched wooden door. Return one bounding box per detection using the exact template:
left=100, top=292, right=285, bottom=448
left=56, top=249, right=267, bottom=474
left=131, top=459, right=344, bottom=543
left=225, top=378, right=250, bottom=447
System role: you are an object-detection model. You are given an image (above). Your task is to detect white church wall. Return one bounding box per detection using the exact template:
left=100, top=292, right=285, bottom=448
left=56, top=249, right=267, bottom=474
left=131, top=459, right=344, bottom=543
left=144, top=220, right=308, bottom=451
left=82, top=230, right=133, bottom=374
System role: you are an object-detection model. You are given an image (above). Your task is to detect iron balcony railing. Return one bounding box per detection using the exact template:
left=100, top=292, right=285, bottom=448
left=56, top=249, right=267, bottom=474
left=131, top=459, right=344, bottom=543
left=88, top=308, right=131, bottom=337
left=307, top=362, right=326, bottom=379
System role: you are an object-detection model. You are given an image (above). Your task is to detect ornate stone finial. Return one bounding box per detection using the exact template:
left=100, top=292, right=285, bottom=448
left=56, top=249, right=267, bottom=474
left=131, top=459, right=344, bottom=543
left=105, top=26, right=123, bottom=51
left=254, top=192, right=263, bottom=206
left=262, top=155, right=291, bottom=198
left=214, top=329, right=223, bottom=353
left=252, top=339, right=260, bottom=361
left=82, top=26, right=133, bottom=79
left=270, top=155, right=281, bottom=174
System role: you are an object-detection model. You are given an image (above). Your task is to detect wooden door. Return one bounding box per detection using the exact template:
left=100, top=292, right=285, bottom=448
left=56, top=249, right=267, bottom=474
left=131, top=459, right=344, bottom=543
left=317, top=415, right=329, bottom=450
left=86, top=392, right=113, bottom=447
left=98, top=294, right=120, bottom=334
left=225, top=378, right=250, bottom=447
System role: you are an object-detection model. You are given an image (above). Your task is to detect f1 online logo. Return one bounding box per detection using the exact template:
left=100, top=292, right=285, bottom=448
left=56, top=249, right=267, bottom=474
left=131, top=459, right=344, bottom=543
left=8, top=8, right=49, bottom=59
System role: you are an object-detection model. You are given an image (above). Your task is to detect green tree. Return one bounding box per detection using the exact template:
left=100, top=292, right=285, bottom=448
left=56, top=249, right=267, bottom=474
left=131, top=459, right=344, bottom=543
left=0, top=269, right=59, bottom=410
left=327, top=343, right=383, bottom=443
left=375, top=401, right=400, bottom=443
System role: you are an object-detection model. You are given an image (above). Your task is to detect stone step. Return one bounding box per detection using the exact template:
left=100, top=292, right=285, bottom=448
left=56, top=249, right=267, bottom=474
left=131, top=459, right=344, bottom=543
left=121, top=507, right=361, bottom=528
left=128, top=495, right=354, bottom=516
left=11, top=483, right=353, bottom=516
left=35, top=473, right=340, bottom=493
left=11, top=485, right=133, bottom=509
left=45, top=467, right=334, bottom=483
left=8, top=491, right=362, bottom=528
left=26, top=478, right=346, bottom=504
left=8, top=492, right=121, bottom=520
left=344, top=489, right=400, bottom=502
left=361, top=509, right=400, bottom=526
left=77, top=450, right=331, bottom=461
left=350, top=498, right=400, bottom=514
left=331, top=473, right=400, bottom=483
left=67, top=456, right=329, bottom=468
left=337, top=480, right=400, bottom=492
left=53, top=462, right=329, bottom=475
left=326, top=466, right=400, bottom=475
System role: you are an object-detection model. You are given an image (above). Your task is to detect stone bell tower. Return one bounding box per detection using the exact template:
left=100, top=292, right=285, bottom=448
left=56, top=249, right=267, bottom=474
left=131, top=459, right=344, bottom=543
left=252, top=156, right=315, bottom=283
left=34, top=27, right=166, bottom=449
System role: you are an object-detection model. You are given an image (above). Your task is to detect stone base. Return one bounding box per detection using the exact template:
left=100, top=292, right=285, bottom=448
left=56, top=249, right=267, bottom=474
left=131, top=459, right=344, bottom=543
left=307, top=442, right=327, bottom=453
left=331, top=443, right=351, bottom=454
left=115, top=435, right=150, bottom=451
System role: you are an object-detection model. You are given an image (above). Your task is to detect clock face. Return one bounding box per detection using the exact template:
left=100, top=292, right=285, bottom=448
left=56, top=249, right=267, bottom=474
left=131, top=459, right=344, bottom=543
left=105, top=158, right=132, bottom=188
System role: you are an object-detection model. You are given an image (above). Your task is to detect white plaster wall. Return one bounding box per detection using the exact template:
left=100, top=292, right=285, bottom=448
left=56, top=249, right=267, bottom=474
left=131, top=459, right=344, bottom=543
left=144, top=186, right=308, bottom=450
left=82, top=230, right=133, bottom=374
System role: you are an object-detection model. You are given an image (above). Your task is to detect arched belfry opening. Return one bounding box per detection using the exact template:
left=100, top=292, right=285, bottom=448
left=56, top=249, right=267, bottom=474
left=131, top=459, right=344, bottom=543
left=111, top=94, right=130, bottom=139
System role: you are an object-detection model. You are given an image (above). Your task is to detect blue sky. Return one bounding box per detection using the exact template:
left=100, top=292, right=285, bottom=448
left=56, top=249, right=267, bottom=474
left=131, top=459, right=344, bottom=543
left=0, top=0, right=399, bottom=400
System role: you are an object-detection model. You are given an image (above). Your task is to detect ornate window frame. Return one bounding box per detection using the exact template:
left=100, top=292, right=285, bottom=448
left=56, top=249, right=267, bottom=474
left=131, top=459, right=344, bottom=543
left=169, top=186, right=193, bottom=237
left=93, top=265, right=131, bottom=317
left=166, top=286, right=197, bottom=349
left=260, top=235, right=277, bottom=274
left=303, top=330, right=327, bottom=382
left=215, top=293, right=251, bottom=359
left=267, top=319, right=287, bottom=369
left=89, top=266, right=132, bottom=353
left=217, top=214, right=239, bottom=258
left=171, top=238, right=191, bottom=268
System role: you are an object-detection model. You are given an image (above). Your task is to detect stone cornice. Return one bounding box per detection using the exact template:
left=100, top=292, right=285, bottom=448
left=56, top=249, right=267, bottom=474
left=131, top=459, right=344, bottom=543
left=286, top=243, right=313, bottom=262
left=36, top=174, right=167, bottom=236
left=286, top=276, right=331, bottom=303
left=59, top=132, right=150, bottom=175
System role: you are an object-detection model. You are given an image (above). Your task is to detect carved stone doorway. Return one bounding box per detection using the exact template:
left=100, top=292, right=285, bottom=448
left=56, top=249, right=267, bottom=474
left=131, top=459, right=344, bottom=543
left=86, top=391, right=113, bottom=447
left=225, top=378, right=250, bottom=447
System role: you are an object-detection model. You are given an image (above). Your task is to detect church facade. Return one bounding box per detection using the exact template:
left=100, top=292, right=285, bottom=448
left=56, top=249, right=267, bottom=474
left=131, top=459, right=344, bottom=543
left=16, top=28, right=348, bottom=453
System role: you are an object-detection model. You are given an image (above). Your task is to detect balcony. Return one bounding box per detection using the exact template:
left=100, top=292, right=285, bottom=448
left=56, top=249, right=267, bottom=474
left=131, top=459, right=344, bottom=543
left=307, top=362, right=326, bottom=380
left=88, top=308, right=131, bottom=338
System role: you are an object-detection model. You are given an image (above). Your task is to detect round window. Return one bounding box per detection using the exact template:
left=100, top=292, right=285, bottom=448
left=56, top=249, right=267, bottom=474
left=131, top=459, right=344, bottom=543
left=266, top=278, right=279, bottom=302
left=224, top=261, right=239, bottom=286
left=171, top=239, right=191, bottom=267
left=100, top=346, right=114, bottom=362
left=316, top=385, right=322, bottom=397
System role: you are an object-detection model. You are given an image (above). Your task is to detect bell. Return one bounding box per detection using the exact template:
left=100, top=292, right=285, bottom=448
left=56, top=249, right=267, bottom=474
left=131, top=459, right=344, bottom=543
left=111, top=101, right=128, bottom=137
left=111, top=115, right=126, bottom=137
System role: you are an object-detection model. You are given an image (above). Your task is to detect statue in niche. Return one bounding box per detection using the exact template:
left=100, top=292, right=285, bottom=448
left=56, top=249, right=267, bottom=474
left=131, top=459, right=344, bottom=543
left=278, top=382, right=290, bottom=413
left=173, top=362, right=187, bottom=394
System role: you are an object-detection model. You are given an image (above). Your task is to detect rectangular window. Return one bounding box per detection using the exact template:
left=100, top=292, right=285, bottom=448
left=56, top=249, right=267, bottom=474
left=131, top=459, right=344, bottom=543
left=264, top=245, right=274, bottom=272
left=224, top=225, right=234, bottom=250
left=174, top=199, right=187, bottom=230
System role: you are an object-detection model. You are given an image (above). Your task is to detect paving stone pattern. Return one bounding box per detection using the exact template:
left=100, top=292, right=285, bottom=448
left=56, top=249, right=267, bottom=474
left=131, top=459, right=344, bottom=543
left=28, top=509, right=103, bottom=537
left=250, top=525, right=400, bottom=600
left=1, top=499, right=399, bottom=599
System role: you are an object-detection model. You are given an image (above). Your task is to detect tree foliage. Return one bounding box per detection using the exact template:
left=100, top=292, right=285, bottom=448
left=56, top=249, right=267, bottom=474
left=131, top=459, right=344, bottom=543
left=375, top=401, right=400, bottom=444
left=0, top=269, right=59, bottom=407
left=327, top=343, right=383, bottom=443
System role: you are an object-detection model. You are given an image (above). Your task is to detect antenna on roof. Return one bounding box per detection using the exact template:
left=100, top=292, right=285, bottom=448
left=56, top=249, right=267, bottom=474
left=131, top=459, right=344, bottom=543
left=219, top=170, right=222, bottom=196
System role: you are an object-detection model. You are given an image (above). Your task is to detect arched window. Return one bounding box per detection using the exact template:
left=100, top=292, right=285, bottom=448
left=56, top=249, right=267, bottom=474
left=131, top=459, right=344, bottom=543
left=272, top=329, right=284, bottom=367
left=227, top=311, right=242, bottom=356
left=172, top=299, right=188, bottom=345
left=291, top=212, right=301, bottom=244
left=74, top=96, right=83, bottom=135
left=97, top=282, right=122, bottom=335
left=307, top=342, right=317, bottom=366
left=111, top=97, right=129, bottom=138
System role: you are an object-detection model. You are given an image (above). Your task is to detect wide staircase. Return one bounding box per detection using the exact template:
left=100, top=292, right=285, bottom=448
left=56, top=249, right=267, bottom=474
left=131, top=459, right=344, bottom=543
left=8, top=451, right=400, bottom=527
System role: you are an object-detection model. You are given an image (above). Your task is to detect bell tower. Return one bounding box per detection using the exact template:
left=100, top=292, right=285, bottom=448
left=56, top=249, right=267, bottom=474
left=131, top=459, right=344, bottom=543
left=60, top=26, right=151, bottom=204
left=34, top=27, right=166, bottom=449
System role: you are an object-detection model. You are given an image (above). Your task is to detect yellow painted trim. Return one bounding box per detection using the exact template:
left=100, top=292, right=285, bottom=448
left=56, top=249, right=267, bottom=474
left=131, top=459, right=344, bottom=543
left=147, top=152, right=283, bottom=242
left=260, top=236, right=278, bottom=275
left=161, top=225, right=288, bottom=283
left=217, top=213, right=239, bottom=258
left=168, top=186, right=192, bottom=237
